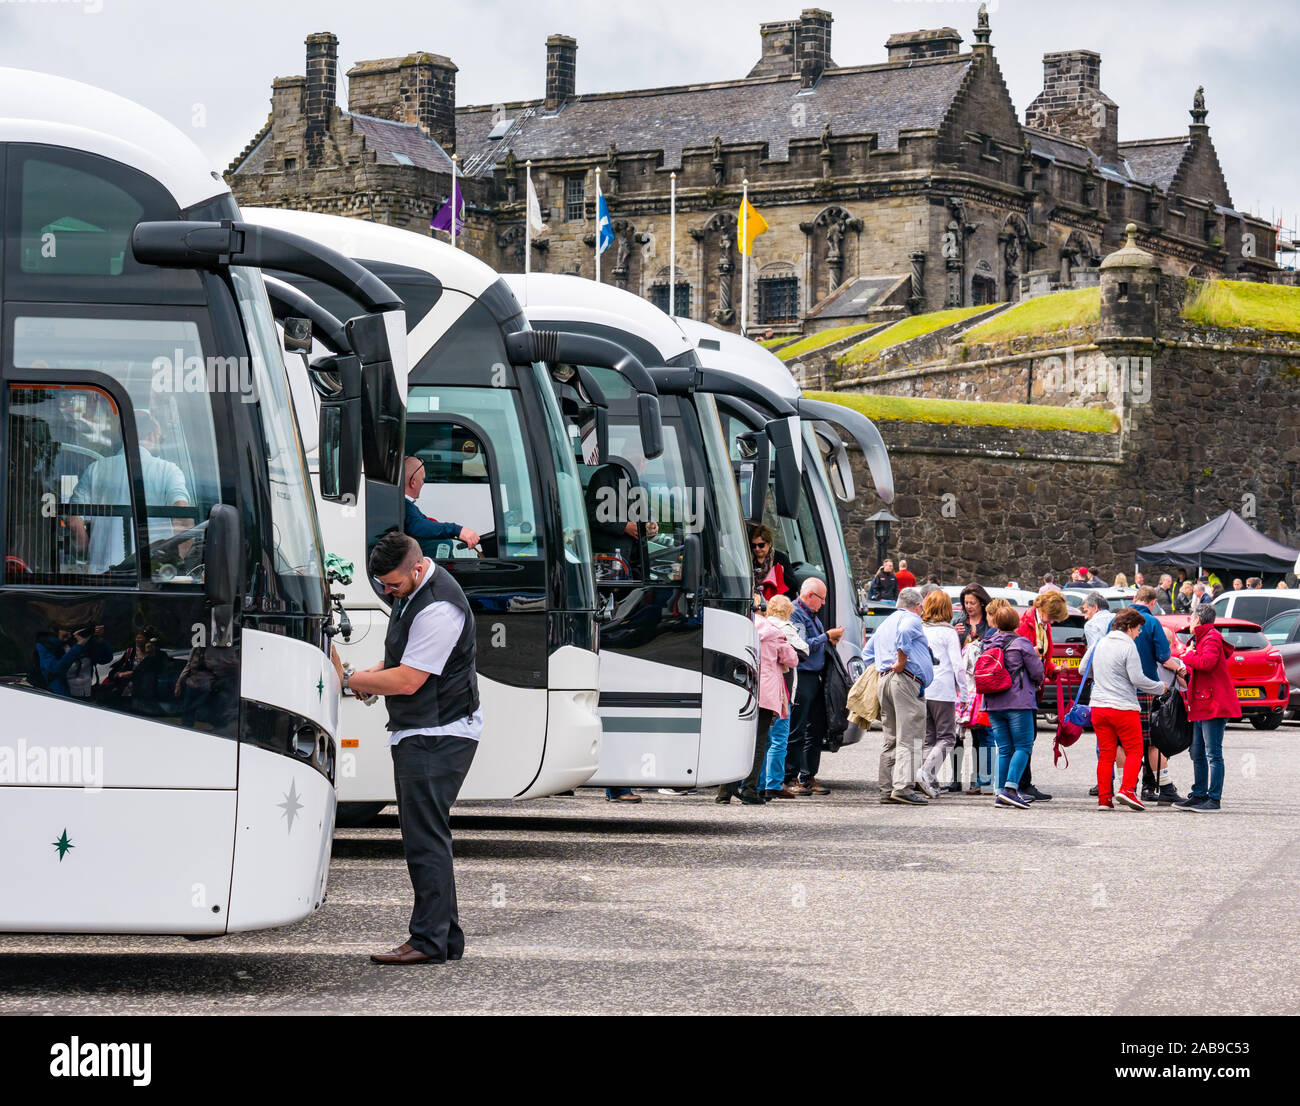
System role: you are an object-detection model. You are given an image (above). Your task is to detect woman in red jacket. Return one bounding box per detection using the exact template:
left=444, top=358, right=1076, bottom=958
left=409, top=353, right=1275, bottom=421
left=1014, top=590, right=1069, bottom=800
left=1174, top=605, right=1241, bottom=812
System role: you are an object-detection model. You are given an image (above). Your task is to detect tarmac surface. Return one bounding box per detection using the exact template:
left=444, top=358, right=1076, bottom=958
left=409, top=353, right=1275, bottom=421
left=3, top=719, right=1297, bottom=1015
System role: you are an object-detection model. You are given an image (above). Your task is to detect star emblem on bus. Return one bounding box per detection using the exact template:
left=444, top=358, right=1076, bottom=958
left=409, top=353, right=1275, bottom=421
left=278, top=780, right=304, bottom=834
left=52, top=829, right=73, bottom=861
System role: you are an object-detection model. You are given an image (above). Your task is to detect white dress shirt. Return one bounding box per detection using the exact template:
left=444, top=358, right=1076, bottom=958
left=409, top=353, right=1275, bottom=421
left=389, top=558, right=483, bottom=745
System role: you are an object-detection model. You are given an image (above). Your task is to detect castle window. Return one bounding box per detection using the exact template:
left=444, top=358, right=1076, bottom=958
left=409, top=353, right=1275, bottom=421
left=565, top=176, right=585, bottom=222
left=284, top=157, right=297, bottom=171
left=649, top=282, right=691, bottom=317
left=758, top=276, right=799, bottom=325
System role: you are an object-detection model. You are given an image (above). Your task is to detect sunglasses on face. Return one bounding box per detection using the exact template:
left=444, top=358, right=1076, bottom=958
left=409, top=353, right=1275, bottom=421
left=751, top=541, right=768, bottom=550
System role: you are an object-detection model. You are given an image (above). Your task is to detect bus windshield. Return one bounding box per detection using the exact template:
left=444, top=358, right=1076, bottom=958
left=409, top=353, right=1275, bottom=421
left=529, top=362, right=596, bottom=611
left=230, top=265, right=327, bottom=614
left=803, top=421, right=855, bottom=594
left=696, top=393, right=752, bottom=599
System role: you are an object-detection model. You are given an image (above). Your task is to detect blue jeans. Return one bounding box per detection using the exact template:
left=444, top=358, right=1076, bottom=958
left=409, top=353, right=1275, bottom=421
left=971, top=725, right=994, bottom=788
left=763, top=715, right=790, bottom=792
left=987, top=708, right=1036, bottom=791
left=1190, top=718, right=1226, bottom=802
left=605, top=787, right=634, bottom=799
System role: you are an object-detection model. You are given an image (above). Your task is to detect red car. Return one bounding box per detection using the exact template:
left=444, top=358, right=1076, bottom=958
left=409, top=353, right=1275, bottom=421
left=1158, top=615, right=1289, bottom=730
left=1004, top=607, right=1087, bottom=717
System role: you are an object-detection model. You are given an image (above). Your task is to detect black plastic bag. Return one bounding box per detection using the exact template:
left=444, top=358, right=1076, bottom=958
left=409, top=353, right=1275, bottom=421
left=1150, top=687, right=1193, bottom=758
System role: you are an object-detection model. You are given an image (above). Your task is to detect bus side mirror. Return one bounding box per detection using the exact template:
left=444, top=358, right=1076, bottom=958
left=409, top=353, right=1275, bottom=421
left=347, top=313, right=405, bottom=487
left=318, top=355, right=363, bottom=504
left=735, top=431, right=769, bottom=523
left=205, top=504, right=242, bottom=648
left=282, top=316, right=313, bottom=354
left=682, top=532, right=702, bottom=615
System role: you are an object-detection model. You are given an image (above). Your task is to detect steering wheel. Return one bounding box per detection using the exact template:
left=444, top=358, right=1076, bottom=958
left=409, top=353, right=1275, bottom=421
left=147, top=519, right=208, bottom=580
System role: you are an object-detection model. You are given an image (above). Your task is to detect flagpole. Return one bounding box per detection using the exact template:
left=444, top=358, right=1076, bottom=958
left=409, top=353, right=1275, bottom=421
left=595, top=167, right=602, bottom=284
left=741, top=178, right=749, bottom=335
left=451, top=154, right=460, bottom=251
left=669, top=172, right=677, bottom=317
left=525, top=161, right=533, bottom=279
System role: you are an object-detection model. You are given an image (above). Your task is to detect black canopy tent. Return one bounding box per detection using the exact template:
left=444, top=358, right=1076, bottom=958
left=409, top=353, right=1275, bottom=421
left=1136, top=510, right=1299, bottom=575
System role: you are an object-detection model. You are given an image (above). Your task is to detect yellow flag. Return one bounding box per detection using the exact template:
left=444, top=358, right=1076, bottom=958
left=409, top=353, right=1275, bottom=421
left=738, top=196, right=769, bottom=256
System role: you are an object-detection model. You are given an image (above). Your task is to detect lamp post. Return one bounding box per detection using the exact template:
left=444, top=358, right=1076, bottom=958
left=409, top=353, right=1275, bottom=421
left=867, top=508, right=900, bottom=573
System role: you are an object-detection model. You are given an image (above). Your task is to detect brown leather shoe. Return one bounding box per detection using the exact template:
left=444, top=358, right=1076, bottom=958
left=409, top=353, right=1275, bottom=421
left=766, top=788, right=799, bottom=799
left=805, top=777, right=830, bottom=795
left=370, top=942, right=443, bottom=965
left=786, top=781, right=811, bottom=796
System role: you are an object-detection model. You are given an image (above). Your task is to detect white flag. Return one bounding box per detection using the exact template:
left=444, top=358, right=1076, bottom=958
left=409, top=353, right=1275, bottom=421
left=527, top=173, right=547, bottom=236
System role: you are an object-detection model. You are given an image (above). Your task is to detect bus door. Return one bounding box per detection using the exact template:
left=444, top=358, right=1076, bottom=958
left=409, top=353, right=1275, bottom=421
left=403, top=387, right=550, bottom=796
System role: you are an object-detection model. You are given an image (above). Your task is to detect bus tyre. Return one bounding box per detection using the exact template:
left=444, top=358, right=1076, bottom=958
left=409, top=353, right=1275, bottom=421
left=335, top=801, right=388, bottom=827
left=1249, top=709, right=1284, bottom=731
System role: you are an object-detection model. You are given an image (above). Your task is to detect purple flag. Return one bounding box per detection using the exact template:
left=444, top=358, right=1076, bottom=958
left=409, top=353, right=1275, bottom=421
left=430, top=175, right=464, bottom=234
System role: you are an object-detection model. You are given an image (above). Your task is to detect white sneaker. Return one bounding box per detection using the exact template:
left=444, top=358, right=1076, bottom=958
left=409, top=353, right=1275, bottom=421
left=914, top=772, right=940, bottom=799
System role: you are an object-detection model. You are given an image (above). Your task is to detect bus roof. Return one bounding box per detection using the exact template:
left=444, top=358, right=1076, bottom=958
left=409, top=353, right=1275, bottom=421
left=0, top=67, right=228, bottom=210
left=242, top=208, right=501, bottom=299
left=502, top=273, right=695, bottom=366
left=674, top=317, right=800, bottom=401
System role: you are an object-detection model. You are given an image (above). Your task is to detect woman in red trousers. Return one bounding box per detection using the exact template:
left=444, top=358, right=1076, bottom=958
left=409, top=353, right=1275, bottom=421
left=1080, top=607, right=1178, bottom=810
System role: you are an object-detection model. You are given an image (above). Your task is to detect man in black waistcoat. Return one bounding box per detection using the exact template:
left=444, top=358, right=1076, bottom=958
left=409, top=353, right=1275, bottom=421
left=332, top=531, right=481, bottom=964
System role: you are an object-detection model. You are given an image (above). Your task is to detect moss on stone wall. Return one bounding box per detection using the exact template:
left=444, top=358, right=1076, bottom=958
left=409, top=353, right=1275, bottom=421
left=838, top=305, right=991, bottom=365
left=807, top=389, right=1119, bottom=433
left=775, top=322, right=878, bottom=361
left=961, top=287, right=1100, bottom=346
left=1182, top=280, right=1300, bottom=333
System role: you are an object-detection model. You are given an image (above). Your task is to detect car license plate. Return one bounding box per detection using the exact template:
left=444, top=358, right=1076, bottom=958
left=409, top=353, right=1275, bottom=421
left=1060, top=657, right=1081, bottom=668
left=1237, top=687, right=1263, bottom=699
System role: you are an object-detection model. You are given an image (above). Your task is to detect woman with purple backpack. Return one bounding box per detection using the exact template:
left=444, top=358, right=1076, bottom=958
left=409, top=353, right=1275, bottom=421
left=978, top=601, right=1046, bottom=810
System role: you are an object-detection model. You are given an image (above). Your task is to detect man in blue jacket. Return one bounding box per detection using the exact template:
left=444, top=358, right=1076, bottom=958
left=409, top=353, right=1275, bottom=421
left=403, top=457, right=479, bottom=556
left=786, top=578, right=844, bottom=795
left=1132, top=585, right=1186, bottom=804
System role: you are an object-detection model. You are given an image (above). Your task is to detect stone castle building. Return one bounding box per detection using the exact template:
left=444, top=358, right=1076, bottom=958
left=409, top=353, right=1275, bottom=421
left=228, top=8, right=1279, bottom=334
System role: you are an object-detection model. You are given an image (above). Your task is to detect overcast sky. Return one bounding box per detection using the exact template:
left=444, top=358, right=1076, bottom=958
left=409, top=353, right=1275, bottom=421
left=3, top=0, right=1297, bottom=238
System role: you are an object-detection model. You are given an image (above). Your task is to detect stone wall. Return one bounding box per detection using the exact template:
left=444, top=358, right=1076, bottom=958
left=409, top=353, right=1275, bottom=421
left=833, top=328, right=1300, bottom=587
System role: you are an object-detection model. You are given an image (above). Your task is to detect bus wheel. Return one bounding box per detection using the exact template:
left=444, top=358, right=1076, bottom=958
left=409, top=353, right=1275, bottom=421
left=335, top=801, right=388, bottom=827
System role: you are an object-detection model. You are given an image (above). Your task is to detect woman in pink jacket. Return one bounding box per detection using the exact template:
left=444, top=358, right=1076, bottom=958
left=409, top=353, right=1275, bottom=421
left=1175, top=605, right=1241, bottom=812
left=718, top=606, right=799, bottom=805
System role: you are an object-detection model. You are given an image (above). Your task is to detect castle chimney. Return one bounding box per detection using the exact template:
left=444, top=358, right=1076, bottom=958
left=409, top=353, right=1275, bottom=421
left=1024, top=50, right=1118, bottom=164
left=796, top=8, right=832, bottom=88
left=347, top=52, right=458, bottom=153
left=545, top=35, right=577, bottom=110
left=885, top=28, right=962, bottom=63
left=304, top=32, right=338, bottom=168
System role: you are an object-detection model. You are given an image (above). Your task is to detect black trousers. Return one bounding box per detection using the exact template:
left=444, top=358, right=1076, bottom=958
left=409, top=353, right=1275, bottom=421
left=742, top=708, right=775, bottom=796
left=785, top=670, right=827, bottom=782
left=391, top=732, right=478, bottom=959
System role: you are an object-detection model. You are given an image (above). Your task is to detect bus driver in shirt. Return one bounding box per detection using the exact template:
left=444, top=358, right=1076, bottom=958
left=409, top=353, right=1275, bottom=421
left=68, top=410, right=192, bottom=574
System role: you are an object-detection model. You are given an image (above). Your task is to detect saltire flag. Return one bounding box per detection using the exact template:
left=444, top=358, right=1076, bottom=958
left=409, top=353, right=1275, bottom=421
left=527, top=172, right=547, bottom=236
left=430, top=172, right=465, bottom=234
left=738, top=195, right=769, bottom=256
left=595, top=184, right=614, bottom=255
